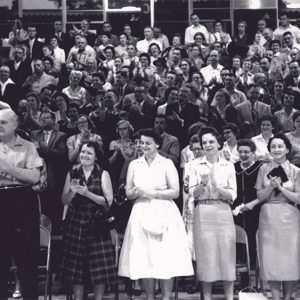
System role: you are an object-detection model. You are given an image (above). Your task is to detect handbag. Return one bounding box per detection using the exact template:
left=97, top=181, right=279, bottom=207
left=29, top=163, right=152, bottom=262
left=238, top=288, right=268, bottom=300
left=92, top=198, right=117, bottom=237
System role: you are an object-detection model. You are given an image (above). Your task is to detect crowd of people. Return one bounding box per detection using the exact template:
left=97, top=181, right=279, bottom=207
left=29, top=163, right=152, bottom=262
left=1, top=10, right=300, bottom=300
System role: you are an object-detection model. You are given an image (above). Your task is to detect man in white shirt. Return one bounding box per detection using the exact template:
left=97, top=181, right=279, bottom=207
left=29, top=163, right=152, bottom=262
left=184, top=12, right=210, bottom=46
left=136, top=26, right=162, bottom=54
left=200, top=50, right=223, bottom=85
left=0, top=65, right=19, bottom=111
left=274, top=13, right=300, bottom=43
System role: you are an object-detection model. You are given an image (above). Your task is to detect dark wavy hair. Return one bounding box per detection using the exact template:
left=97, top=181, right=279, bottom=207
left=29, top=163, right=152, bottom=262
left=199, top=126, right=224, bottom=150
left=267, top=133, right=292, bottom=154
left=139, top=128, right=162, bottom=148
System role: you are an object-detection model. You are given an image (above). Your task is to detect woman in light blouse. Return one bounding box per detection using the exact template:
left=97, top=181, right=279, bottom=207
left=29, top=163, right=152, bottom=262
left=189, top=127, right=237, bottom=300
left=256, top=133, right=300, bottom=300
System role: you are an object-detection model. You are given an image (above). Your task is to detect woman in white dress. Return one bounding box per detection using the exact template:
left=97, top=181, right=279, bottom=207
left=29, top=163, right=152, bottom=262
left=118, top=128, right=193, bottom=300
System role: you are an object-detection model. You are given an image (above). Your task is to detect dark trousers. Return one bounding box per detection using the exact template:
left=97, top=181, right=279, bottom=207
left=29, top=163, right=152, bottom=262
left=0, top=186, right=40, bottom=300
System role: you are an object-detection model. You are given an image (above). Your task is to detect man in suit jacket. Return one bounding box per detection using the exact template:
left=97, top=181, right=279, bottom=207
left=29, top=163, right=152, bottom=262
left=284, top=61, right=300, bottom=110
left=31, top=110, right=68, bottom=233
left=0, top=65, right=20, bottom=111
left=7, top=45, right=32, bottom=89
left=46, top=19, right=72, bottom=55
left=123, top=85, right=157, bottom=130
left=236, top=84, right=271, bottom=138
left=24, top=26, right=44, bottom=60
left=113, top=70, right=136, bottom=101
left=154, top=114, right=180, bottom=165
left=166, top=86, right=200, bottom=147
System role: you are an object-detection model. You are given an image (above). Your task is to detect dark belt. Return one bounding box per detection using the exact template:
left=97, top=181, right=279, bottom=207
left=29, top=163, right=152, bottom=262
left=0, top=184, right=31, bottom=191
left=195, top=198, right=232, bottom=207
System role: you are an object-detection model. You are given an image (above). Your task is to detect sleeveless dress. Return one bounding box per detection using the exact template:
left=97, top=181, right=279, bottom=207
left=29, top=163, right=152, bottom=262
left=60, top=164, right=116, bottom=285
left=118, top=154, right=193, bottom=279
left=256, top=160, right=300, bottom=281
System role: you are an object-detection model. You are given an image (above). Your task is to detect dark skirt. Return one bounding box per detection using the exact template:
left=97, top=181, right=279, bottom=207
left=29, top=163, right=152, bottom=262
left=60, top=205, right=117, bottom=286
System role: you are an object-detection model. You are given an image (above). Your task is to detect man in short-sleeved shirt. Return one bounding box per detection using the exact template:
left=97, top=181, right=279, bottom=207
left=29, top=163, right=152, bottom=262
left=0, top=108, right=42, bottom=300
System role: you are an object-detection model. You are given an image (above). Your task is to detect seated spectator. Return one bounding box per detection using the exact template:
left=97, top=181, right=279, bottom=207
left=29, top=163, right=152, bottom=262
left=8, top=17, right=28, bottom=60
left=184, top=12, right=210, bottom=46
left=67, top=36, right=96, bottom=71
left=114, top=33, right=129, bottom=59
left=153, top=25, right=170, bottom=50
left=191, top=72, right=208, bottom=103
left=212, top=20, right=232, bottom=44
left=49, top=35, right=66, bottom=65
left=22, top=92, right=42, bottom=132
left=148, top=42, right=162, bottom=65
left=102, top=21, right=119, bottom=47
left=24, top=25, right=44, bottom=60
left=237, top=58, right=254, bottom=92
left=62, top=70, right=87, bottom=106
left=72, top=18, right=96, bottom=46
left=269, top=79, right=284, bottom=114
left=67, top=114, right=103, bottom=164
left=95, top=32, right=113, bottom=62
left=109, top=120, right=135, bottom=189
left=286, top=111, right=300, bottom=167
left=8, top=45, right=32, bottom=89
left=231, top=55, right=243, bottom=77
left=236, top=84, right=271, bottom=138
left=22, top=59, right=57, bottom=94
left=52, top=91, right=69, bottom=124
left=0, top=65, right=19, bottom=111
left=220, top=123, right=239, bottom=163
left=192, top=32, right=210, bottom=59
left=251, top=115, right=275, bottom=163
left=124, top=44, right=139, bottom=67
left=228, top=20, right=251, bottom=58
left=157, top=86, right=179, bottom=116
left=58, top=102, right=80, bottom=137
left=209, top=89, right=235, bottom=133
left=133, top=52, right=156, bottom=82
left=188, top=44, right=205, bottom=71
left=43, top=56, right=60, bottom=78
left=136, top=26, right=162, bottom=54
left=123, top=24, right=139, bottom=46
left=178, top=59, right=193, bottom=86
left=201, top=50, right=224, bottom=86
left=274, top=90, right=299, bottom=133
left=154, top=114, right=180, bottom=165
left=247, top=33, right=266, bottom=60
left=156, top=70, right=177, bottom=102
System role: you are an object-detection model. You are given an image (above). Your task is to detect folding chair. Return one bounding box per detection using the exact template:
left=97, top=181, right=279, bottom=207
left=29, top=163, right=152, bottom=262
left=235, top=225, right=251, bottom=288
left=10, top=214, right=52, bottom=300
left=255, top=230, right=264, bottom=293
left=39, top=214, right=52, bottom=300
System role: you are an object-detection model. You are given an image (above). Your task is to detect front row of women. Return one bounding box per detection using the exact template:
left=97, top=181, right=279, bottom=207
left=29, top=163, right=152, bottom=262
left=60, top=127, right=300, bottom=300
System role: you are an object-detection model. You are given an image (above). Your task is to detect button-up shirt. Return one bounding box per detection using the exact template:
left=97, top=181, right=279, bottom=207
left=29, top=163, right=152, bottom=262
left=0, top=135, right=43, bottom=186
left=189, top=156, right=237, bottom=201
left=274, top=108, right=298, bottom=132
left=184, top=24, right=210, bottom=45
left=200, top=64, right=224, bottom=85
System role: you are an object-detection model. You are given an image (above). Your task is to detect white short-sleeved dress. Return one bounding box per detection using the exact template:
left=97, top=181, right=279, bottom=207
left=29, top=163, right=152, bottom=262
left=118, top=154, right=194, bottom=280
